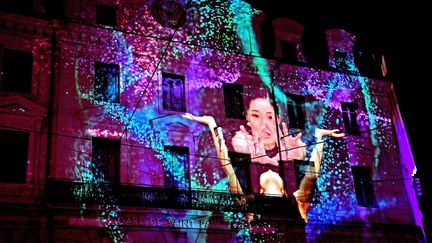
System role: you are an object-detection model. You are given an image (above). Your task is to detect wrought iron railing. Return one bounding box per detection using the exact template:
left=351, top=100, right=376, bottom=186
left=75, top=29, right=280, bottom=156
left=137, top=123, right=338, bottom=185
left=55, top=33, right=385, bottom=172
left=46, top=179, right=299, bottom=217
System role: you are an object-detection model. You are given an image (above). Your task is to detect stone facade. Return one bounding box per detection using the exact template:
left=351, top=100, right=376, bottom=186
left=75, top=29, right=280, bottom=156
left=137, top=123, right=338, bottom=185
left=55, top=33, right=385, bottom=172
left=0, top=0, right=424, bottom=242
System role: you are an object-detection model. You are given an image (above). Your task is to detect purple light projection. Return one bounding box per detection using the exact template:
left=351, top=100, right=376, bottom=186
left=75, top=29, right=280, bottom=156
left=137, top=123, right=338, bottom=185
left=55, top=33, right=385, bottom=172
left=53, top=0, right=421, bottom=241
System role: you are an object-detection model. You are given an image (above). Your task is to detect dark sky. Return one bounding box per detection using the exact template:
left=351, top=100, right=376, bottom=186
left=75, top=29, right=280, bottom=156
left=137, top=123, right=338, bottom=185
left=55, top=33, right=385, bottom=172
left=265, top=5, right=431, bottom=236
left=265, top=3, right=428, bottom=173
left=247, top=1, right=430, bottom=201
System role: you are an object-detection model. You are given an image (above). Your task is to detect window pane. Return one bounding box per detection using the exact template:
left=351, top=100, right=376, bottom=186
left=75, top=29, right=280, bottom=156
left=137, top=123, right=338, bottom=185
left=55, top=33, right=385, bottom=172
left=92, top=137, right=120, bottom=184
left=286, top=94, right=305, bottom=129
left=164, top=146, right=189, bottom=189
left=223, top=83, right=244, bottom=119
left=280, top=40, right=297, bottom=63
left=229, top=151, right=251, bottom=193
left=0, top=129, right=29, bottom=183
left=162, top=73, right=185, bottom=112
left=352, top=166, right=376, bottom=207
left=334, top=50, right=350, bottom=72
left=294, top=159, right=319, bottom=203
left=341, top=102, right=360, bottom=135
left=1, top=48, right=32, bottom=93
left=94, top=62, right=120, bottom=103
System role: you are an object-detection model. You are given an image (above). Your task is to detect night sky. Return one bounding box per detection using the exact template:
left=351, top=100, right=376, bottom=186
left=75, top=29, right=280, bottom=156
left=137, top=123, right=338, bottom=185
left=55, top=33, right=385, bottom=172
left=256, top=2, right=432, bottom=234
left=252, top=1, right=430, bottom=193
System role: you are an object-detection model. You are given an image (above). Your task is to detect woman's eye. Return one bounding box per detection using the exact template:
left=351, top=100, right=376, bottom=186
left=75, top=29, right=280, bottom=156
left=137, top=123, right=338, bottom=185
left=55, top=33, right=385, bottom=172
left=252, top=114, right=259, bottom=118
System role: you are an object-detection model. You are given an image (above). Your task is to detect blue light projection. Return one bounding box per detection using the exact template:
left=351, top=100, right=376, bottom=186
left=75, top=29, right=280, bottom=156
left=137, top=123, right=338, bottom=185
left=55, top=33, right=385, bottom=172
left=66, top=0, right=400, bottom=241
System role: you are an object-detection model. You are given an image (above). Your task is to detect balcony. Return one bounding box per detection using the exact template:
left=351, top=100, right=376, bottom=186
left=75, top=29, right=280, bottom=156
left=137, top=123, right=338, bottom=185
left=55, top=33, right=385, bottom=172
left=46, top=179, right=300, bottom=218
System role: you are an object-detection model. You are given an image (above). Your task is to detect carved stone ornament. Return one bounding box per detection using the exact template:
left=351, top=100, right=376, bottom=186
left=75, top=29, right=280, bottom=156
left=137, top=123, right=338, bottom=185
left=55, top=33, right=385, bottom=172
left=150, top=0, right=187, bottom=29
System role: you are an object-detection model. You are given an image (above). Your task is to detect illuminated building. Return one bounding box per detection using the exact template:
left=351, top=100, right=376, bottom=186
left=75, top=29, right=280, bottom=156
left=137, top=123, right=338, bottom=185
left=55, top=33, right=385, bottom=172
left=0, top=0, right=426, bottom=242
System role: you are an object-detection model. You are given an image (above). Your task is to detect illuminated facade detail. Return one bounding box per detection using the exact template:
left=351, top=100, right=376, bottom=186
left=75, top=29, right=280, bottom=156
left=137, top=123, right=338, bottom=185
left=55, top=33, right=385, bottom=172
left=0, top=0, right=425, bottom=242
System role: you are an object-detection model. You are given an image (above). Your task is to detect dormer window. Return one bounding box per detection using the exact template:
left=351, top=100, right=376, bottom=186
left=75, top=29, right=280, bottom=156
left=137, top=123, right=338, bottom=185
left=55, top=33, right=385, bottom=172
left=96, top=4, right=117, bottom=27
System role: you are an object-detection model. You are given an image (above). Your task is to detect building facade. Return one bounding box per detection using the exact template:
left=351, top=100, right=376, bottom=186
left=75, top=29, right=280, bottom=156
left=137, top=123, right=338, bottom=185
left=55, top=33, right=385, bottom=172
left=0, top=0, right=426, bottom=242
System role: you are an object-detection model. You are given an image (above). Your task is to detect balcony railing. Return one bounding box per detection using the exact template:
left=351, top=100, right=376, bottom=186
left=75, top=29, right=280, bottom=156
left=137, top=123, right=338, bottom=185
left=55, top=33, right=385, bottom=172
left=46, top=179, right=300, bottom=218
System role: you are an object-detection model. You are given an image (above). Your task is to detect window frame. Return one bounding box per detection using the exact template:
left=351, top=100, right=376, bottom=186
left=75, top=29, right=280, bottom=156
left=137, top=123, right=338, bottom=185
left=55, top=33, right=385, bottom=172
left=0, top=47, right=33, bottom=94
left=223, top=83, right=245, bottom=119
left=91, top=137, right=121, bottom=184
left=286, top=93, right=306, bottom=130
left=228, top=151, right=251, bottom=194
left=161, top=72, right=186, bottom=112
left=163, top=145, right=191, bottom=190
left=280, top=40, right=298, bottom=64
left=96, top=4, right=117, bottom=27
left=341, top=102, right=360, bottom=136
left=94, top=61, right=120, bottom=103
left=0, top=129, right=30, bottom=184
left=351, top=165, right=376, bottom=207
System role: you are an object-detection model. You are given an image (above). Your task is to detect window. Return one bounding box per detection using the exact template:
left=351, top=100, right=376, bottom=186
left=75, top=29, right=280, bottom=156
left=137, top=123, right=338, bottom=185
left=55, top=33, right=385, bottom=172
left=92, top=137, right=120, bottom=184
left=94, top=61, right=120, bottom=103
left=294, top=160, right=319, bottom=202
left=341, top=102, right=360, bottom=135
left=280, top=40, right=298, bottom=63
left=223, top=83, right=244, bottom=119
left=334, top=49, right=350, bottom=72
left=96, top=4, right=116, bottom=27
left=0, top=129, right=29, bottom=184
left=162, top=73, right=185, bottom=112
left=351, top=166, right=376, bottom=207
left=228, top=151, right=251, bottom=193
left=164, top=146, right=190, bottom=190
left=0, top=48, right=33, bottom=93
left=286, top=94, right=305, bottom=129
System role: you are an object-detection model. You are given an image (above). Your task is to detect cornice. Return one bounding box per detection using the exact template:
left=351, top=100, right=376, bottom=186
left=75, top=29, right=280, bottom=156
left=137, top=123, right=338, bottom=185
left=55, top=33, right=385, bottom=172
left=0, top=12, right=52, bottom=38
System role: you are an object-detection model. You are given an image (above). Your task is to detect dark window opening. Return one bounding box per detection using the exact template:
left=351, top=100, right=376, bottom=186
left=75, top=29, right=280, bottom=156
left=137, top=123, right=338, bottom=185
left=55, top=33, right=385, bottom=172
left=96, top=4, right=117, bottom=27
left=0, top=129, right=29, bottom=184
left=280, top=40, right=298, bottom=63
left=341, top=102, right=360, bottom=135
left=44, top=0, right=65, bottom=19
left=334, top=50, right=350, bottom=72
left=223, top=83, right=244, bottom=119
left=286, top=94, right=306, bottom=129
left=94, top=61, right=120, bottom=103
left=92, top=137, right=120, bottom=184
left=294, top=159, right=319, bottom=203
left=0, top=48, right=33, bottom=93
left=164, top=146, right=190, bottom=190
left=162, top=73, right=186, bottom=112
left=229, top=151, right=251, bottom=194
left=0, top=0, right=33, bottom=15
left=352, top=166, right=376, bottom=207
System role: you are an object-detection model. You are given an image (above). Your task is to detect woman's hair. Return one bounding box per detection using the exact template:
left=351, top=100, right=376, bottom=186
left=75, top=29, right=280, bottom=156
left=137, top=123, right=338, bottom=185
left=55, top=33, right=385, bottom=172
left=247, top=97, right=281, bottom=116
